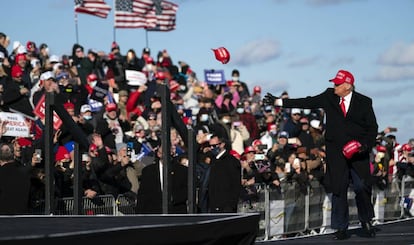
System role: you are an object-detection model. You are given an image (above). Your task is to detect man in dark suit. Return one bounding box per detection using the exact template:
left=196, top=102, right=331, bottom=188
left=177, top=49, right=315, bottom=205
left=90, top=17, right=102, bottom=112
left=136, top=146, right=188, bottom=214
left=0, top=143, right=31, bottom=214
left=208, top=134, right=241, bottom=213
left=264, top=70, right=378, bottom=240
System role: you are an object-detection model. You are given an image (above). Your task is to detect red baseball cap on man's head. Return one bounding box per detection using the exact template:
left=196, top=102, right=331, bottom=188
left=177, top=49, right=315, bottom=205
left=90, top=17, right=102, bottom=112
left=329, top=70, right=354, bottom=85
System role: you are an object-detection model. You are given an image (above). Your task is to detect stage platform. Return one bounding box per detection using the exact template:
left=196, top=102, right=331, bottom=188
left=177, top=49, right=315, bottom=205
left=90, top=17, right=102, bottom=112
left=0, top=213, right=260, bottom=245
left=257, top=217, right=414, bottom=244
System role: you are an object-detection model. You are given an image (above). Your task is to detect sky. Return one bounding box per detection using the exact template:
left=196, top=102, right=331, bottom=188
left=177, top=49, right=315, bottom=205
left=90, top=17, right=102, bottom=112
left=2, top=0, right=414, bottom=143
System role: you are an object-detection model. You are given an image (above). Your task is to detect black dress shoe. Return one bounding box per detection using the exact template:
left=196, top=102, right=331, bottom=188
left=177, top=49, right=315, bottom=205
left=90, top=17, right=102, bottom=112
left=333, top=229, right=349, bottom=240
left=361, top=221, right=376, bottom=237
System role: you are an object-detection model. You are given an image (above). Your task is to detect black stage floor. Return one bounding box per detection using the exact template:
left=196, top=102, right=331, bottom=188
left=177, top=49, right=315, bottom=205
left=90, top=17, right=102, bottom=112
left=1, top=215, right=413, bottom=245
left=257, top=218, right=414, bottom=244
left=0, top=214, right=260, bottom=245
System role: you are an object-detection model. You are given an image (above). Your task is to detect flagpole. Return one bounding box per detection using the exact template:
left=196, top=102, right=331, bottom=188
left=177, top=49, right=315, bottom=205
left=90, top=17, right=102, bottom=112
left=75, top=12, right=79, bottom=44
left=113, top=0, right=116, bottom=42
left=145, top=29, right=149, bottom=48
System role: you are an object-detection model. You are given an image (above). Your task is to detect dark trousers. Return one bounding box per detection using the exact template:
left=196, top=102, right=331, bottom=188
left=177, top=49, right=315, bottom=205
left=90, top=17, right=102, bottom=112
left=331, top=167, right=374, bottom=230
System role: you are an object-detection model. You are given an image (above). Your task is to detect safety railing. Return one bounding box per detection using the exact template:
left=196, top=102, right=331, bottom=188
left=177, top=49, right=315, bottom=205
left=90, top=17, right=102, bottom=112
left=238, top=175, right=414, bottom=241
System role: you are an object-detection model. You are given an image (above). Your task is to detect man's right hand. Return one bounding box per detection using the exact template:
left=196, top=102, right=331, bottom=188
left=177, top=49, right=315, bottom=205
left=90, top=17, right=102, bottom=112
left=263, top=93, right=278, bottom=107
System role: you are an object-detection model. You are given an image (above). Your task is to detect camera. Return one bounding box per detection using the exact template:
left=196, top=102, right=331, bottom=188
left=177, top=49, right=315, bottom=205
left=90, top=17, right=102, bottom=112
left=35, top=149, right=42, bottom=162
left=82, top=153, right=89, bottom=162
left=127, top=142, right=133, bottom=158
left=233, top=121, right=241, bottom=127
left=255, top=154, right=265, bottom=161
left=257, top=144, right=268, bottom=150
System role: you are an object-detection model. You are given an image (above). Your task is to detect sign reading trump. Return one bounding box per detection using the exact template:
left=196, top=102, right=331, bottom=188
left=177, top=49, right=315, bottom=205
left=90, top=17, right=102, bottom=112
left=204, top=69, right=226, bottom=85
left=33, top=95, right=62, bottom=130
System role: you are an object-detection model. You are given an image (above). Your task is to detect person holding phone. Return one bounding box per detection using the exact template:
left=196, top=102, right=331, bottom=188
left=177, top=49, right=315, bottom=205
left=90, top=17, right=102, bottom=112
left=264, top=70, right=378, bottom=240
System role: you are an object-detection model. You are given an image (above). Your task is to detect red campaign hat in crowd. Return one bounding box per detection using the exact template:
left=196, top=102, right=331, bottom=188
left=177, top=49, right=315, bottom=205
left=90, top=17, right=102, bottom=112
left=145, top=56, right=154, bottom=64
left=376, top=145, right=387, bottom=153
left=244, top=146, right=255, bottom=155
left=11, top=65, right=23, bottom=78
left=253, top=86, right=261, bottom=93
left=155, top=71, right=166, bottom=80
left=105, top=103, right=117, bottom=112
left=55, top=146, right=70, bottom=162
left=87, top=73, right=98, bottom=83
left=15, top=53, right=26, bottom=63
left=402, top=143, right=412, bottom=152
left=26, top=41, right=36, bottom=50
left=182, top=117, right=191, bottom=125
left=329, top=69, right=354, bottom=86
left=212, top=47, right=230, bottom=64
left=16, top=137, right=33, bottom=148
left=63, top=102, right=75, bottom=110
left=267, top=124, right=277, bottom=132
left=252, top=139, right=262, bottom=146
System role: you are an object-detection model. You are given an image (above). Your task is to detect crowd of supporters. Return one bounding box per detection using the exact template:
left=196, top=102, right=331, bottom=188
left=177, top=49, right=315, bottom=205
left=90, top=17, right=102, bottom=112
left=0, top=32, right=413, bottom=215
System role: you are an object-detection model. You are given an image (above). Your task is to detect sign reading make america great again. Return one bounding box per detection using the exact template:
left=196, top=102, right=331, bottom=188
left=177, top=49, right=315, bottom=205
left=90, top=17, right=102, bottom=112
left=0, top=112, right=30, bottom=137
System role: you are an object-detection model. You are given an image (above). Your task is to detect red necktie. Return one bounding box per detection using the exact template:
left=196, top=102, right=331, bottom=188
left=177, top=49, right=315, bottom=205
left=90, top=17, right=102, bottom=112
left=340, top=97, right=346, bottom=117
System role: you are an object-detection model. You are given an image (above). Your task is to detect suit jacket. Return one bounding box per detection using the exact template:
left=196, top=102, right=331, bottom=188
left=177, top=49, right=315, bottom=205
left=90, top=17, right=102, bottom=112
left=0, top=161, right=31, bottom=214
left=283, top=88, right=378, bottom=195
left=208, top=151, right=241, bottom=211
left=136, top=158, right=188, bottom=214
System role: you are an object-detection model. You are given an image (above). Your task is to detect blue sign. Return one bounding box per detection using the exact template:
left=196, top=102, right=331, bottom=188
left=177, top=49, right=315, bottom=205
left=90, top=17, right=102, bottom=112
left=204, top=69, right=226, bottom=85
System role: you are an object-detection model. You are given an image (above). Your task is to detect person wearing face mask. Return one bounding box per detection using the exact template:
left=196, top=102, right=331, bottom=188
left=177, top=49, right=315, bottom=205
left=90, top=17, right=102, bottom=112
left=207, top=135, right=241, bottom=213
left=195, top=107, right=214, bottom=135
left=231, top=69, right=250, bottom=100
left=210, top=111, right=248, bottom=155
left=78, top=104, right=95, bottom=136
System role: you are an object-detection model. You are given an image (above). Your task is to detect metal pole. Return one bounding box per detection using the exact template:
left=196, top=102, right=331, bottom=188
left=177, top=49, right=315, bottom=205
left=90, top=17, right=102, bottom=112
left=159, top=83, right=171, bottom=214
left=187, top=128, right=196, bottom=213
left=75, top=13, right=79, bottom=44
left=44, top=92, right=55, bottom=215
left=145, top=30, right=149, bottom=49
left=73, top=143, right=83, bottom=215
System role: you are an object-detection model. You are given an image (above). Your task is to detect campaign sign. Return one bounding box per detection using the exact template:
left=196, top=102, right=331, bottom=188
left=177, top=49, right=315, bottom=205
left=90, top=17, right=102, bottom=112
left=33, top=94, right=62, bottom=130
left=0, top=112, right=30, bottom=137
left=90, top=82, right=109, bottom=102
left=204, top=69, right=226, bottom=85
left=126, top=70, right=147, bottom=86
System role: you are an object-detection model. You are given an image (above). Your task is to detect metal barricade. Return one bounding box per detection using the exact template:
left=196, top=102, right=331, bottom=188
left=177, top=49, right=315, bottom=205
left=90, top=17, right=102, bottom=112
left=401, top=175, right=414, bottom=218
left=82, top=195, right=116, bottom=215
left=282, top=182, right=307, bottom=236
left=116, top=194, right=137, bottom=215
left=238, top=184, right=267, bottom=240
left=307, top=180, right=325, bottom=232
left=29, top=195, right=117, bottom=215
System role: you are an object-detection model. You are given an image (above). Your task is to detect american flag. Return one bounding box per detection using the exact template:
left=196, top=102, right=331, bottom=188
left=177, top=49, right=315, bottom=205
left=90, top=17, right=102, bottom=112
left=114, top=0, right=156, bottom=28
left=147, top=0, right=178, bottom=31
left=114, top=0, right=178, bottom=31
left=74, top=0, right=111, bottom=18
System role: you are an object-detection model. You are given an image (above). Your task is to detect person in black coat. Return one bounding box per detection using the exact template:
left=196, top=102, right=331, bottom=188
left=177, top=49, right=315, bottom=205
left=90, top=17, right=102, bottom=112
left=264, top=70, right=378, bottom=240
left=207, top=134, right=241, bottom=213
left=136, top=145, right=188, bottom=214
left=0, top=143, right=31, bottom=214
